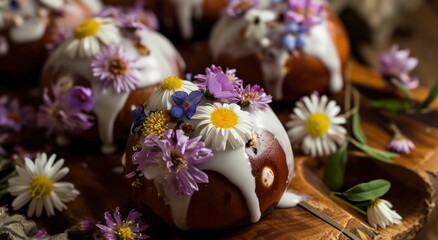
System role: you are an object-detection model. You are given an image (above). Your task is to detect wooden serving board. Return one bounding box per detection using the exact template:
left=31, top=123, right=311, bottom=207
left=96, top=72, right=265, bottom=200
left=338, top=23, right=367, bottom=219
left=2, top=43, right=438, bottom=238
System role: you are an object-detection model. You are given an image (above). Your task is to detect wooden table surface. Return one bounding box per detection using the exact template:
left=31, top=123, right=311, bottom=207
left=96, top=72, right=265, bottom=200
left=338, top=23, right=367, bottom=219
left=1, top=45, right=438, bottom=239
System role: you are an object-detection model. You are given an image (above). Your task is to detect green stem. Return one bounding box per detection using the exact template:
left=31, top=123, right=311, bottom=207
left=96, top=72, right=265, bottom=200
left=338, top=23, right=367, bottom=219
left=0, top=171, right=16, bottom=185
left=329, top=192, right=367, bottom=215
left=0, top=188, right=9, bottom=196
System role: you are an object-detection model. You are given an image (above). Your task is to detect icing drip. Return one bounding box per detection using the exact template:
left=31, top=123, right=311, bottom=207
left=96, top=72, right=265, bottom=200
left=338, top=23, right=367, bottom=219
left=209, top=3, right=344, bottom=99
left=171, top=0, right=204, bottom=39
left=44, top=28, right=183, bottom=152
left=260, top=48, right=289, bottom=100
left=155, top=178, right=191, bottom=230
left=251, top=107, right=293, bottom=182
left=198, top=146, right=261, bottom=223
left=10, top=19, right=46, bottom=43
left=303, top=22, right=343, bottom=92
left=276, top=191, right=304, bottom=208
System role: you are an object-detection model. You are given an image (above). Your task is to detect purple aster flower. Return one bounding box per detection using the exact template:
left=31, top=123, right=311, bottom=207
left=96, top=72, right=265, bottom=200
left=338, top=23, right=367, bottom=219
left=67, top=86, right=94, bottom=112
left=0, top=96, right=35, bottom=132
left=238, top=84, right=272, bottom=110
left=91, top=45, right=144, bottom=93
left=286, top=0, right=324, bottom=28
left=387, top=122, right=415, bottom=154
left=79, top=217, right=96, bottom=232
left=170, top=91, right=203, bottom=119
left=131, top=104, right=146, bottom=133
left=379, top=44, right=419, bottom=89
left=37, top=86, right=94, bottom=136
left=225, top=0, right=259, bottom=17
left=205, top=73, right=240, bottom=103
left=133, top=129, right=213, bottom=196
left=96, top=207, right=149, bottom=240
left=388, top=136, right=415, bottom=154
left=194, top=64, right=243, bottom=91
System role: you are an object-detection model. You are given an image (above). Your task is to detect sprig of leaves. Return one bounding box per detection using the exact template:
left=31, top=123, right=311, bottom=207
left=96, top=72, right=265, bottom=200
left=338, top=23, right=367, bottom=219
left=325, top=146, right=347, bottom=191
left=372, top=79, right=438, bottom=113
left=342, top=179, right=391, bottom=202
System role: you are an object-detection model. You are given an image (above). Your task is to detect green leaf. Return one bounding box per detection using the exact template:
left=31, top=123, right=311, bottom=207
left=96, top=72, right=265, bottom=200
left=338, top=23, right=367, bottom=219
left=371, top=99, right=411, bottom=112
left=420, top=81, right=438, bottom=109
left=352, top=113, right=367, bottom=144
left=350, top=140, right=399, bottom=163
left=343, top=179, right=391, bottom=202
left=391, top=78, right=413, bottom=102
left=325, top=146, right=348, bottom=191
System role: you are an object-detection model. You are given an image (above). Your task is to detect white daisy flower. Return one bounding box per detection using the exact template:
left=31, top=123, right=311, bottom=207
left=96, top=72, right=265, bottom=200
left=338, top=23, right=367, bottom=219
left=63, top=17, right=120, bottom=59
left=192, top=102, right=252, bottom=151
left=146, top=76, right=199, bottom=111
left=8, top=153, right=80, bottom=217
left=367, top=198, right=402, bottom=229
left=286, top=93, right=346, bottom=157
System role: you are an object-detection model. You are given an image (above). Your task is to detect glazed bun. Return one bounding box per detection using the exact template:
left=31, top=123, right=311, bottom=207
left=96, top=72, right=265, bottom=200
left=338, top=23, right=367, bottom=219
left=40, top=6, right=184, bottom=153
left=123, top=65, right=297, bottom=230
left=0, top=0, right=103, bottom=85
left=209, top=0, right=350, bottom=101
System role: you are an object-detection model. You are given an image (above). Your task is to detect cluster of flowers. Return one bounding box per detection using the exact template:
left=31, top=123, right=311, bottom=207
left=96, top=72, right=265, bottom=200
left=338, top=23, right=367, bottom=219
left=52, top=3, right=159, bottom=94
left=131, top=65, right=272, bottom=197
left=282, top=0, right=325, bottom=51
left=37, top=85, right=95, bottom=139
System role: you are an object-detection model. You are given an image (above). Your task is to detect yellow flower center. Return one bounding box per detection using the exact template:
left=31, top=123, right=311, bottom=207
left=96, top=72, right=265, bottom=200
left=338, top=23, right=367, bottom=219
left=210, top=108, right=238, bottom=129
left=142, top=110, right=170, bottom=136
left=108, top=58, right=128, bottom=76
left=305, top=112, right=330, bottom=137
left=160, top=76, right=183, bottom=91
left=115, top=227, right=134, bottom=240
left=29, top=176, right=54, bottom=199
left=74, top=19, right=101, bottom=39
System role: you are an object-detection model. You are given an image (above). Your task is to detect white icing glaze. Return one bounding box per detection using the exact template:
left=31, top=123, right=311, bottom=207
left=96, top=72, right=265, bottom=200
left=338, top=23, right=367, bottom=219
left=303, top=22, right=343, bottom=92
left=171, top=0, right=204, bottom=39
left=276, top=191, right=304, bottom=208
left=209, top=2, right=344, bottom=99
left=144, top=106, right=294, bottom=229
left=199, top=146, right=261, bottom=223
left=251, top=107, right=294, bottom=182
left=44, top=28, right=183, bottom=153
left=10, top=19, right=46, bottom=43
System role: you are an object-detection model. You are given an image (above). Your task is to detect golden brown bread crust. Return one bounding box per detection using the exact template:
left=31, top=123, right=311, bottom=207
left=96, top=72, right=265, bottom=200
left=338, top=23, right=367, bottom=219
left=124, top=130, right=289, bottom=230
left=215, top=10, right=350, bottom=101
